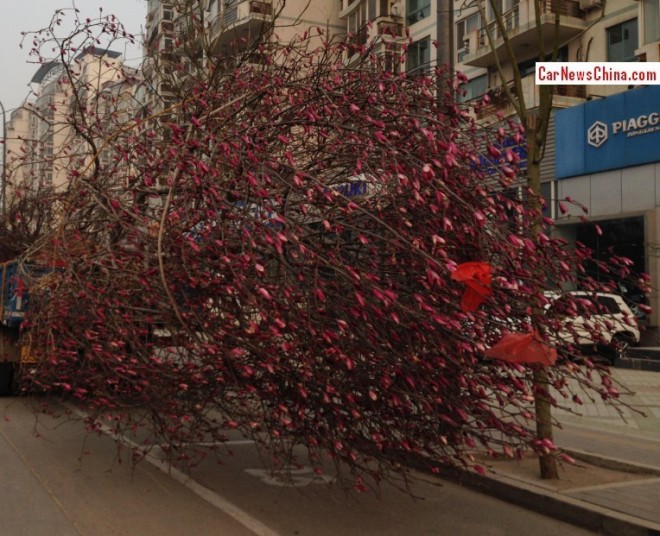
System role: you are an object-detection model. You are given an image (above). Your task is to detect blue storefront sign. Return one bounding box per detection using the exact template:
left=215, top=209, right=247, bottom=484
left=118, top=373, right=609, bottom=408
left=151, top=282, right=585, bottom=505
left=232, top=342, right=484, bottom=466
left=555, top=85, right=660, bottom=179
left=333, top=180, right=368, bottom=198
left=477, top=136, right=528, bottom=176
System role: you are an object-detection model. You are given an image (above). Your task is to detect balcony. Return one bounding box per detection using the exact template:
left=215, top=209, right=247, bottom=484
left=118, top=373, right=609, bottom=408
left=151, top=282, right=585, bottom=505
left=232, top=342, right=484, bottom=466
left=474, top=84, right=515, bottom=120
left=473, top=75, right=586, bottom=119
left=555, top=84, right=586, bottom=99
left=344, top=17, right=404, bottom=66
left=376, top=19, right=404, bottom=39
left=462, top=0, right=586, bottom=68
left=211, top=0, right=273, bottom=51
left=341, top=0, right=405, bottom=53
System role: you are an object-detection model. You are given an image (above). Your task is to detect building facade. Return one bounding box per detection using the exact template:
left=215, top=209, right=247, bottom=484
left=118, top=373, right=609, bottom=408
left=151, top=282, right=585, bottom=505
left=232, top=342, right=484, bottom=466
left=143, top=0, right=345, bottom=111
left=4, top=106, right=36, bottom=201
left=4, top=62, right=73, bottom=199
left=555, top=85, right=660, bottom=332
left=5, top=49, right=130, bottom=202
left=452, top=0, right=660, bottom=333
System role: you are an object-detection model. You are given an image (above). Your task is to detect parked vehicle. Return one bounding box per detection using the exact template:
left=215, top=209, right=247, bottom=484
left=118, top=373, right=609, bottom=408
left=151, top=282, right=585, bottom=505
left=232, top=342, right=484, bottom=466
left=0, top=260, right=45, bottom=395
left=617, top=281, right=649, bottom=321
left=545, top=291, right=640, bottom=363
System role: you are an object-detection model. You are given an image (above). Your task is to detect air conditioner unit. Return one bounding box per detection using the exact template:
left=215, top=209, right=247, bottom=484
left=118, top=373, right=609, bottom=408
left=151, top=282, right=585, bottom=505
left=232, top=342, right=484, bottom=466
left=390, top=1, right=403, bottom=17
left=579, top=0, right=604, bottom=10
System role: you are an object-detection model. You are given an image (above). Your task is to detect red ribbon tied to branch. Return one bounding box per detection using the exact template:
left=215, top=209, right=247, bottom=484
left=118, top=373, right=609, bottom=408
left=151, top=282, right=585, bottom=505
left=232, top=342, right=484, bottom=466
left=451, top=261, right=492, bottom=312
left=484, top=331, right=558, bottom=366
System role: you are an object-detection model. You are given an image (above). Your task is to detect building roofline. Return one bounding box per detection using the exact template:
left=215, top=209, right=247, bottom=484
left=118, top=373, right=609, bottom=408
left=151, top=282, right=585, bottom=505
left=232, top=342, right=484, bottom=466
left=30, top=61, right=62, bottom=84
left=30, top=47, right=122, bottom=85
left=74, top=47, right=122, bottom=61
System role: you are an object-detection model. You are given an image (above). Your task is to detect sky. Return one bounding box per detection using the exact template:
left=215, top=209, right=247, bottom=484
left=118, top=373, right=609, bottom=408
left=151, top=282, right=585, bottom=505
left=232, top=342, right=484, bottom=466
left=0, top=0, right=147, bottom=115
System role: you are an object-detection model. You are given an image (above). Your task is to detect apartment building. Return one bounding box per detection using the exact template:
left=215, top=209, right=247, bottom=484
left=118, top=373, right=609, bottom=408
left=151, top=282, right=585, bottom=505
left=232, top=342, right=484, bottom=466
left=4, top=62, right=70, bottom=199
left=4, top=105, right=37, bottom=201
left=142, top=0, right=345, bottom=111
left=151, top=0, right=344, bottom=52
left=5, top=48, right=131, bottom=202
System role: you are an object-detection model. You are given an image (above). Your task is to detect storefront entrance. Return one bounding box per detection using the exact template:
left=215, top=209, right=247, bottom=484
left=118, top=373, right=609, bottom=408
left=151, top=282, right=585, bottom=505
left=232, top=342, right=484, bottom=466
left=573, top=216, right=648, bottom=323
left=576, top=216, right=645, bottom=283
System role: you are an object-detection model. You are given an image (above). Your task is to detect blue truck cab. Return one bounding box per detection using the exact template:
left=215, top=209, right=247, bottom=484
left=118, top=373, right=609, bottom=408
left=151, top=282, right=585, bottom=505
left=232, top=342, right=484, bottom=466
left=1, top=261, right=30, bottom=328
left=0, top=260, right=45, bottom=395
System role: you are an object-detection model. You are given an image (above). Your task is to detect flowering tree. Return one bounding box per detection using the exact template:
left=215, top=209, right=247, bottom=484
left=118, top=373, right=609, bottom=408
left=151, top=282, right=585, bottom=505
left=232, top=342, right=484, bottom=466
left=471, top=0, right=615, bottom=478
left=9, top=9, right=637, bottom=488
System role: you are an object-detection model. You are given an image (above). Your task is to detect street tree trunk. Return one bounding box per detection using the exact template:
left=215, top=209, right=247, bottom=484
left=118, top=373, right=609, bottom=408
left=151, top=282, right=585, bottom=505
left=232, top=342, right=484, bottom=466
left=533, top=368, right=558, bottom=478
left=527, top=113, right=559, bottom=479
left=476, top=0, right=563, bottom=479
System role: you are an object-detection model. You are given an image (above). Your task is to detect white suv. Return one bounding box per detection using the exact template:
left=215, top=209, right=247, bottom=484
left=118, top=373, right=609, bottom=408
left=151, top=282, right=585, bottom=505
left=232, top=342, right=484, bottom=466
left=545, top=291, right=640, bottom=363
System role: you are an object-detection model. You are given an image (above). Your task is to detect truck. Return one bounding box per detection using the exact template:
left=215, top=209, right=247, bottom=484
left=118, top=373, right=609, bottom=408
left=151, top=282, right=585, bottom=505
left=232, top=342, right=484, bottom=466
left=0, top=260, right=43, bottom=395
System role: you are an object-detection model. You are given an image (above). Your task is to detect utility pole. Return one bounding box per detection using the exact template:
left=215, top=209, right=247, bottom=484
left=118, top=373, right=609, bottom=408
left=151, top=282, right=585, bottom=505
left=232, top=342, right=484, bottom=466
left=436, top=0, right=454, bottom=75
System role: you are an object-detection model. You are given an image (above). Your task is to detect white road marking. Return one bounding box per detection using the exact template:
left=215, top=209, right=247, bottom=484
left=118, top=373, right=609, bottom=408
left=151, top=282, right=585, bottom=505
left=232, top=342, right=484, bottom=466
left=245, top=466, right=335, bottom=487
left=66, top=404, right=281, bottom=536
left=159, top=440, right=256, bottom=449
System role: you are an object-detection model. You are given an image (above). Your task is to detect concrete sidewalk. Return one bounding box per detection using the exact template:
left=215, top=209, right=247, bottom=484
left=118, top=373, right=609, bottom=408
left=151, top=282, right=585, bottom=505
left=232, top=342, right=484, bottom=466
left=445, top=368, right=660, bottom=536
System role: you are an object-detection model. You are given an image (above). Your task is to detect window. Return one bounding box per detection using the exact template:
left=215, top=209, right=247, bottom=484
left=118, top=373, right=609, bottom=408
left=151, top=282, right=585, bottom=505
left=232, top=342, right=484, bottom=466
left=489, top=0, right=519, bottom=17
left=347, top=1, right=369, bottom=47
left=383, top=46, right=402, bottom=74
left=406, top=0, right=430, bottom=25
left=518, top=46, right=567, bottom=78
left=456, top=13, right=480, bottom=62
left=458, top=74, right=487, bottom=102
left=406, top=37, right=430, bottom=73
left=643, top=0, right=659, bottom=45
left=487, top=0, right=519, bottom=34
left=607, top=19, right=638, bottom=62
left=540, top=181, right=555, bottom=220
left=596, top=296, right=621, bottom=315
left=368, top=0, right=377, bottom=20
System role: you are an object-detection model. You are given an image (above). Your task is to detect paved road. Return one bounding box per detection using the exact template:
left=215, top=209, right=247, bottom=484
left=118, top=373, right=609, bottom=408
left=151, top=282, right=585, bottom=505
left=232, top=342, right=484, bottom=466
left=0, top=397, right=597, bottom=536
left=0, top=398, right=256, bottom=536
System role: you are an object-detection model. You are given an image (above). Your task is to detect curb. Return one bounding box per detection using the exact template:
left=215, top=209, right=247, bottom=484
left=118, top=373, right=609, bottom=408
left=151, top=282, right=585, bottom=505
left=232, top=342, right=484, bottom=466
left=565, top=447, right=660, bottom=477
left=408, top=455, right=660, bottom=536
left=454, top=466, right=660, bottom=536
left=616, top=356, right=660, bottom=371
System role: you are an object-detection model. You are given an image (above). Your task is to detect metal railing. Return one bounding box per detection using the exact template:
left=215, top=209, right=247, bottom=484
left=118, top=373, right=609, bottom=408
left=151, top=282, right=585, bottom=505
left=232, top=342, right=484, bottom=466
left=555, top=84, right=586, bottom=98
left=222, top=0, right=272, bottom=27
left=474, top=79, right=586, bottom=119
left=539, top=0, right=582, bottom=17
left=475, top=0, right=582, bottom=53
left=478, top=4, right=520, bottom=47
